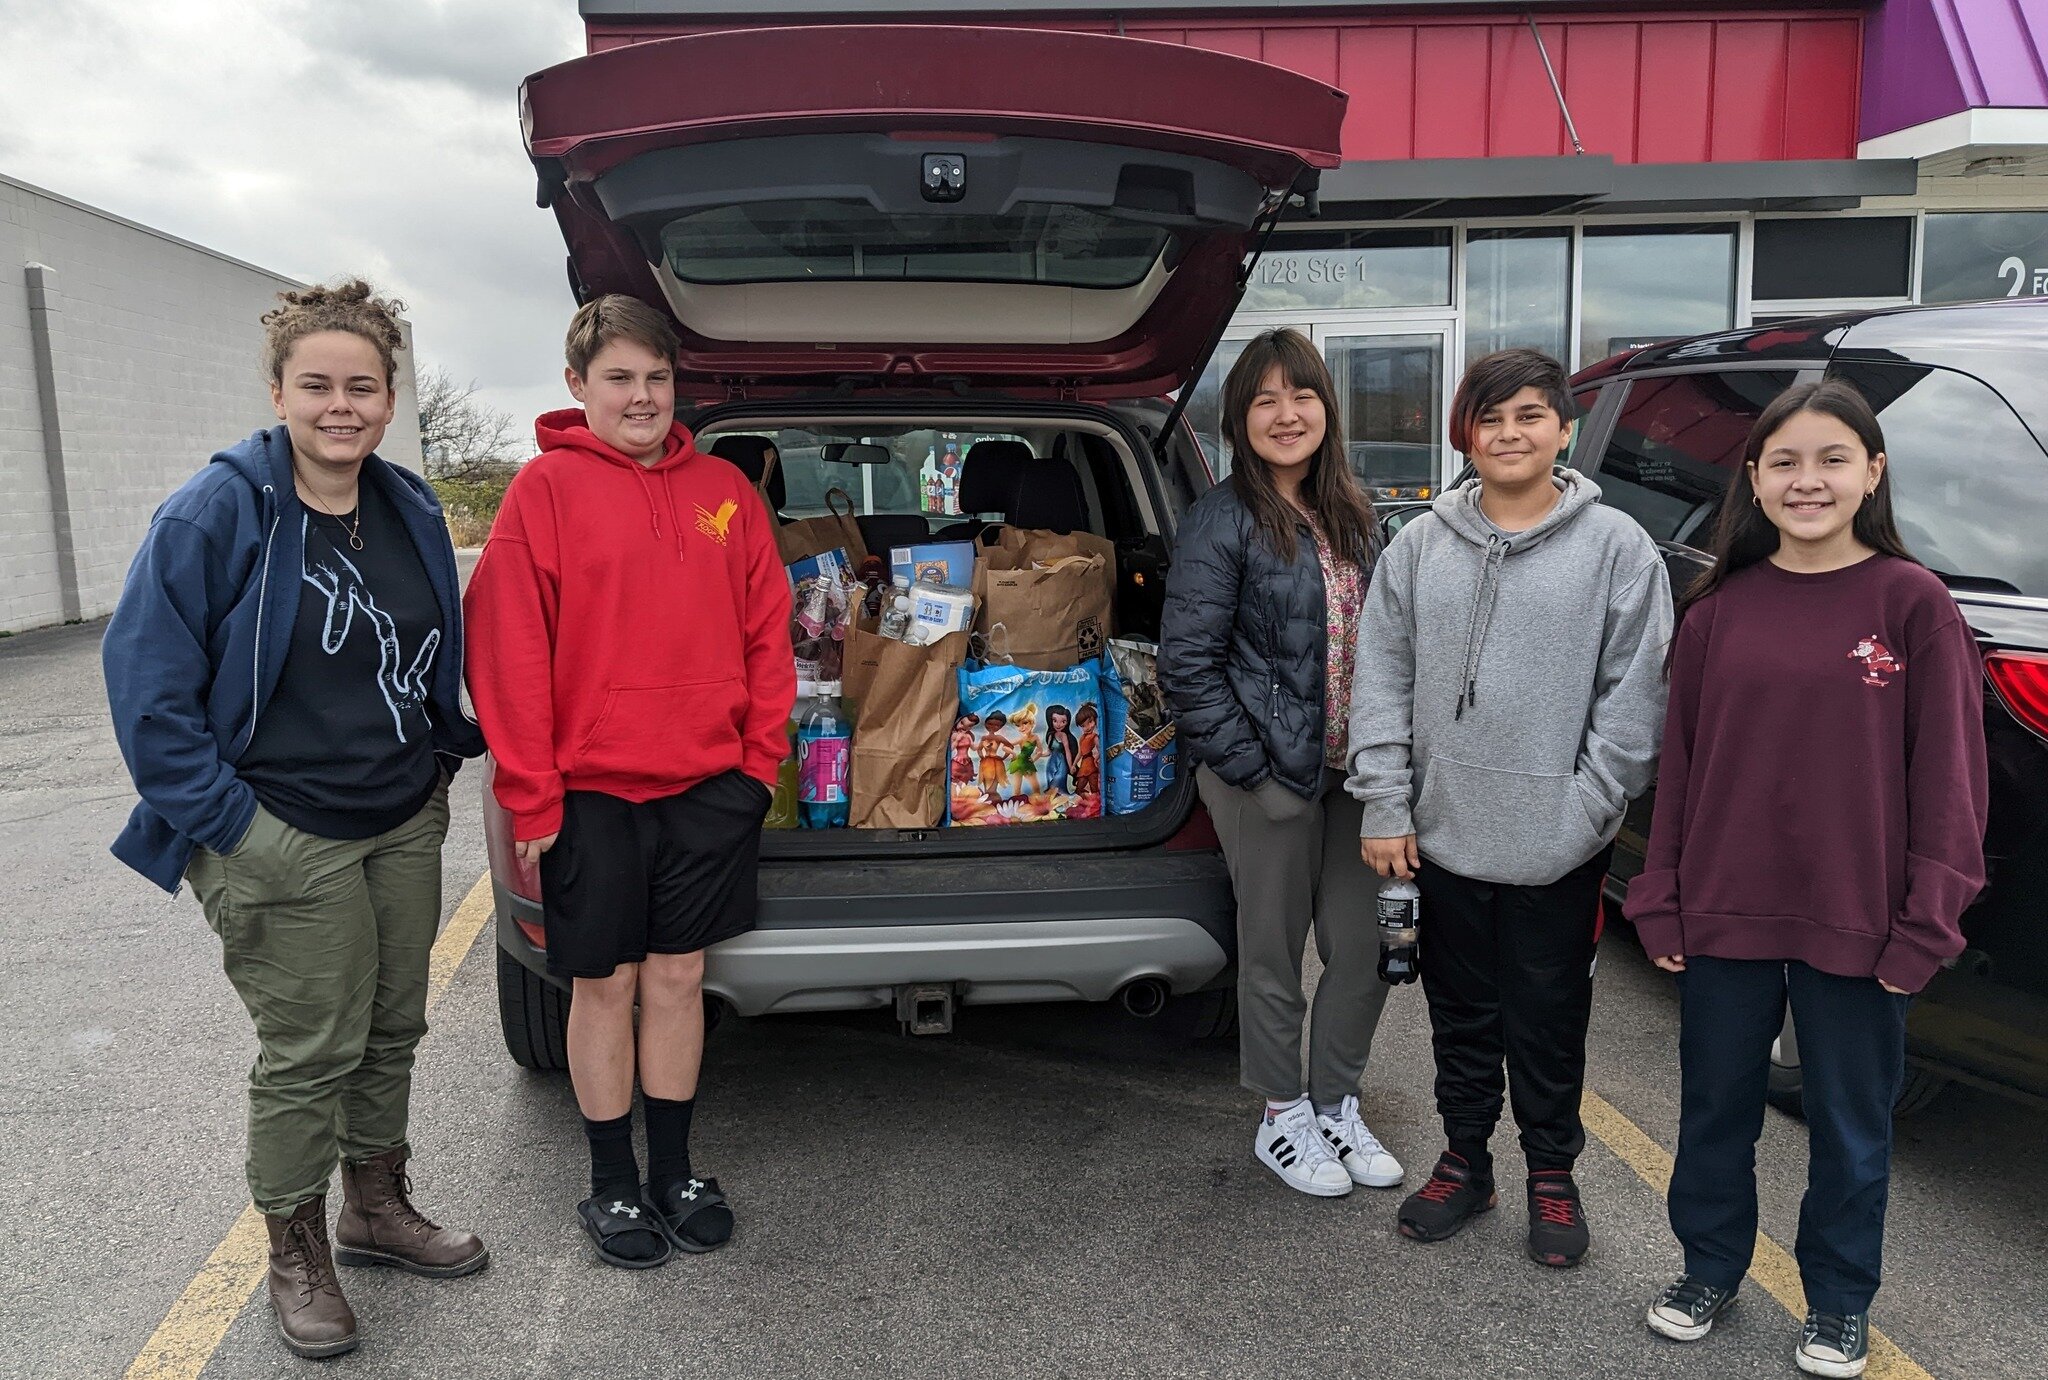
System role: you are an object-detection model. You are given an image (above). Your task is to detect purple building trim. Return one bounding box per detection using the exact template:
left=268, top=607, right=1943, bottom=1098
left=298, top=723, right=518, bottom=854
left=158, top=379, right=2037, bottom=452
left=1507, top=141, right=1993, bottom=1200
left=1863, top=0, right=2048, bottom=140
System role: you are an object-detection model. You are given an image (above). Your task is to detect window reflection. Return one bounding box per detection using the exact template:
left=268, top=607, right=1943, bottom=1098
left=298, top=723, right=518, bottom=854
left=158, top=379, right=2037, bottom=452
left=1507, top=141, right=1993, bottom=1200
left=1579, top=225, right=1736, bottom=369
left=1466, top=228, right=1570, bottom=369
left=1325, top=333, right=1443, bottom=498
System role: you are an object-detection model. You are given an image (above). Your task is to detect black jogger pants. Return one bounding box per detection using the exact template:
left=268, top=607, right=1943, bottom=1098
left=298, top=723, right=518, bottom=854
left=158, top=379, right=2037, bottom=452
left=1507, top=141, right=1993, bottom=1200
left=1416, top=847, right=1609, bottom=1171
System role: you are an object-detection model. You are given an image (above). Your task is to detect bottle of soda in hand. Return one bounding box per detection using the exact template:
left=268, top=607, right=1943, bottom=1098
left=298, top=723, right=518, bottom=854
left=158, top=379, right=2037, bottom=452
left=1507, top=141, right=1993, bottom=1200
left=1377, top=878, right=1420, bottom=985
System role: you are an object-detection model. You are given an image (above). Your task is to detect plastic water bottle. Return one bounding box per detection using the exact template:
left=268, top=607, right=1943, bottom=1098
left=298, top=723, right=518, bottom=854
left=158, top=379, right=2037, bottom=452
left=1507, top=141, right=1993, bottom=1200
left=879, top=578, right=914, bottom=641
left=1377, top=878, right=1421, bottom=985
left=795, top=680, right=851, bottom=829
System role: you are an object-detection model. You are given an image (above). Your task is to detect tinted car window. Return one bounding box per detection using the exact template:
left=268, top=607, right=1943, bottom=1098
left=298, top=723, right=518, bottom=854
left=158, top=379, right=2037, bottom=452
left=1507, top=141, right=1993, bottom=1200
left=1594, top=371, right=1799, bottom=543
left=1831, top=362, right=2048, bottom=594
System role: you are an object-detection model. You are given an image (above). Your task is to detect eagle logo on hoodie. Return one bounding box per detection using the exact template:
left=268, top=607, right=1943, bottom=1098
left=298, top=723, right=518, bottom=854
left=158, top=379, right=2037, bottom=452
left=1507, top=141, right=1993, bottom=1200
left=1848, top=634, right=1903, bottom=687
left=694, top=499, right=740, bottom=547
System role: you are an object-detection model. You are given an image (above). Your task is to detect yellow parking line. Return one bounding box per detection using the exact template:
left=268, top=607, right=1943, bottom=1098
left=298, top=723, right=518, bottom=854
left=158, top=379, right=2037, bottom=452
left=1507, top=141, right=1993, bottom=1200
left=124, top=872, right=496, bottom=1380
left=1580, top=1089, right=1936, bottom=1380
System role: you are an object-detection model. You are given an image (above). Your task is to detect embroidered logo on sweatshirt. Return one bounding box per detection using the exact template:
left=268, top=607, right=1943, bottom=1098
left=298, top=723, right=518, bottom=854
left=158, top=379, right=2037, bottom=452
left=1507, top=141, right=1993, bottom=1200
left=694, top=499, right=740, bottom=546
left=1848, top=634, right=1904, bottom=687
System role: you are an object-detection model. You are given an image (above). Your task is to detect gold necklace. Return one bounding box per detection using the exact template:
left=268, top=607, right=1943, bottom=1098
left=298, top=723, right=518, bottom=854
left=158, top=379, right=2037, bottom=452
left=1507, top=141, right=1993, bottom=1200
left=299, top=475, right=364, bottom=550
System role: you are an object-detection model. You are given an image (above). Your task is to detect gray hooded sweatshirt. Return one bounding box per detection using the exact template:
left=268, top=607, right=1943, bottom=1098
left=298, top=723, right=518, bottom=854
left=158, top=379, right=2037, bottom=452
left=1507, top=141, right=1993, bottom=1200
left=1345, top=469, right=1672, bottom=887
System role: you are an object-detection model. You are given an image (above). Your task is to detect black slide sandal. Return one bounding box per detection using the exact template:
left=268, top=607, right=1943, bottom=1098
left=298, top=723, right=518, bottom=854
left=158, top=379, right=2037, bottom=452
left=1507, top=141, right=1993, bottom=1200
left=578, top=1192, right=673, bottom=1269
left=644, top=1176, right=734, bottom=1254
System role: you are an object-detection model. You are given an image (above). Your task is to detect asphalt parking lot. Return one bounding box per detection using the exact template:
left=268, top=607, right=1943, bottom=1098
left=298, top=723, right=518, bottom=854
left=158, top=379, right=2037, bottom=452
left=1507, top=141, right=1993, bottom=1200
left=3, top=612, right=2043, bottom=1380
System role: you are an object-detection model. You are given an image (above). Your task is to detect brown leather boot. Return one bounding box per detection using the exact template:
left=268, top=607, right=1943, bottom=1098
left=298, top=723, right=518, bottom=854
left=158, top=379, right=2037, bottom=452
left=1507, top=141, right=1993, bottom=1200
left=335, top=1147, right=489, bottom=1278
left=263, top=1197, right=358, bottom=1359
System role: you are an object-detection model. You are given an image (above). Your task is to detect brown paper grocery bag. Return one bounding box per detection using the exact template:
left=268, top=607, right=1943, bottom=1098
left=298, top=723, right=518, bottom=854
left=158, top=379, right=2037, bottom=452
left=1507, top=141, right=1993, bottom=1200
left=848, top=630, right=969, bottom=829
left=775, top=487, right=869, bottom=567
left=841, top=604, right=887, bottom=714
left=972, top=526, right=1115, bottom=671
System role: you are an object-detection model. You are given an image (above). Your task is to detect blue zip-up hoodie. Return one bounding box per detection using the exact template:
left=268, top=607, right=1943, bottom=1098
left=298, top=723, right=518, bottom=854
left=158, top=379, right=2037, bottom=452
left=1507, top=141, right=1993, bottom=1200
left=103, top=426, right=484, bottom=892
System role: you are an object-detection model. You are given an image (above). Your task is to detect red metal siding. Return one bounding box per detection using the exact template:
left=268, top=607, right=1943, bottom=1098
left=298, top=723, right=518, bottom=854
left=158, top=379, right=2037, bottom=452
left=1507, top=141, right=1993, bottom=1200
left=585, top=8, right=1863, bottom=165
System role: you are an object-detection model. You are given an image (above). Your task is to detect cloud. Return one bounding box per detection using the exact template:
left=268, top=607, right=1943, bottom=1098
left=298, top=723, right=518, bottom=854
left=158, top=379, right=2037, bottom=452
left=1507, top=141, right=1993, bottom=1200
left=2, top=0, right=586, bottom=432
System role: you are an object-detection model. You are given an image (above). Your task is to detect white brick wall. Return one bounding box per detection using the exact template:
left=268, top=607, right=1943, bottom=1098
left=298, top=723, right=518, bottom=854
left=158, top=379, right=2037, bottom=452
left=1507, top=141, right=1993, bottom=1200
left=1, top=173, right=423, bottom=634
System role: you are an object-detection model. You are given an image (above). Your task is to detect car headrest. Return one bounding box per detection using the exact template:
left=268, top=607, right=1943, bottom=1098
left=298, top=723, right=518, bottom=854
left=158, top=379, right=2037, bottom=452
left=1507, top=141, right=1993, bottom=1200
left=708, top=434, right=786, bottom=512
left=958, top=440, right=1033, bottom=515
left=1008, top=456, right=1090, bottom=535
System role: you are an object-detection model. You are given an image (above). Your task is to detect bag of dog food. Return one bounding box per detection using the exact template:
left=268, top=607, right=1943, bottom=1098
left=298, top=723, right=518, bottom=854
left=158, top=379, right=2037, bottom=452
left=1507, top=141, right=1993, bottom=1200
left=1101, top=638, right=1177, bottom=816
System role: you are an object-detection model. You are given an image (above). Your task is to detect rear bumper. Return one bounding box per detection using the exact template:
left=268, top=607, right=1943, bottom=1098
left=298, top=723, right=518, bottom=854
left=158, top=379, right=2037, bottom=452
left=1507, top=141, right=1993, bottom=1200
left=494, top=849, right=1235, bottom=1016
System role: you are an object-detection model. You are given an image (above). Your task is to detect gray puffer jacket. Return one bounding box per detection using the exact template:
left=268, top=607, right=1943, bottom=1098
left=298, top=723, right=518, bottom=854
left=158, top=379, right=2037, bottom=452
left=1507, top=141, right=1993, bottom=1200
left=1160, top=480, right=1357, bottom=800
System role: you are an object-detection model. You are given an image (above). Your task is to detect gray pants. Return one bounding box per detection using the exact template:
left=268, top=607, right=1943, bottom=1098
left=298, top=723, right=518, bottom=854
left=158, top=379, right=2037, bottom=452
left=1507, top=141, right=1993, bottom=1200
left=1199, top=765, right=1389, bottom=1104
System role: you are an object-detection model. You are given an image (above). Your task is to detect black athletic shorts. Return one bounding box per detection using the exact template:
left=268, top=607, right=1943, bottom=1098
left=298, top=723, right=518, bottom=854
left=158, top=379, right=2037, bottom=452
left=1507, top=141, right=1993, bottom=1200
left=539, top=770, right=772, bottom=979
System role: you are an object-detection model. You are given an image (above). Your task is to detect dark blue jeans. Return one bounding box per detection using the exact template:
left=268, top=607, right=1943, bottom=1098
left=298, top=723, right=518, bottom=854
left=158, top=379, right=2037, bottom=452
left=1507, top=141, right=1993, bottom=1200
left=1668, top=957, right=1910, bottom=1315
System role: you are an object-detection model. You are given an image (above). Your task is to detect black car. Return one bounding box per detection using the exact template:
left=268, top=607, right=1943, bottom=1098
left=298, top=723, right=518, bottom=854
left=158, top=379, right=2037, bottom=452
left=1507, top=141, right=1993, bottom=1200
left=1568, top=299, right=2048, bottom=1115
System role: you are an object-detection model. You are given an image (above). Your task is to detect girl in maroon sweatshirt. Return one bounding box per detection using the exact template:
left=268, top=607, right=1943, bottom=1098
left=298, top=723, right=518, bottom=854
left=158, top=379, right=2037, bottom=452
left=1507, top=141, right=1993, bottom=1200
left=1628, top=381, right=1986, bottom=1377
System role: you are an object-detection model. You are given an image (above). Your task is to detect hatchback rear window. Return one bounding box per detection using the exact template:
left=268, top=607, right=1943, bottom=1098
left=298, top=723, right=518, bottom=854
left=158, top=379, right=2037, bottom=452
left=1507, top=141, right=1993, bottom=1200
left=721, top=426, right=1029, bottom=519
left=1832, top=362, right=2048, bottom=595
left=662, top=201, right=1172, bottom=288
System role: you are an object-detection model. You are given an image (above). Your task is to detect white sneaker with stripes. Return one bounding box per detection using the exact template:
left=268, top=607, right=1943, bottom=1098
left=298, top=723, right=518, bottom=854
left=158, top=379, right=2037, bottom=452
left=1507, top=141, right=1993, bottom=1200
left=1317, top=1095, right=1406, bottom=1187
left=1254, top=1099, right=1353, bottom=1197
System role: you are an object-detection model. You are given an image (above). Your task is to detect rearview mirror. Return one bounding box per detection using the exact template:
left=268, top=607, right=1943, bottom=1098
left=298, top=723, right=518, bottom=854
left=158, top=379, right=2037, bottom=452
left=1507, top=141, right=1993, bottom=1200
left=823, top=442, right=891, bottom=466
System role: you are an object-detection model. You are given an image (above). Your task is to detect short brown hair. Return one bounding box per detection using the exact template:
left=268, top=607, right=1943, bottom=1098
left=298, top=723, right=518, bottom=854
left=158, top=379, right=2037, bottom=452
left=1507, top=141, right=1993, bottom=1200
left=564, top=294, right=680, bottom=377
left=262, top=278, right=405, bottom=387
left=1448, top=348, right=1573, bottom=455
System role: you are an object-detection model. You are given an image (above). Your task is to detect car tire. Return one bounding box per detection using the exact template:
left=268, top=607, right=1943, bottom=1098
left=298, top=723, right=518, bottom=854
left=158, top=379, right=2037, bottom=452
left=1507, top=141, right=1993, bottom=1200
left=1765, top=1047, right=1950, bottom=1120
left=497, top=946, right=571, bottom=1071
left=1161, top=985, right=1237, bottom=1041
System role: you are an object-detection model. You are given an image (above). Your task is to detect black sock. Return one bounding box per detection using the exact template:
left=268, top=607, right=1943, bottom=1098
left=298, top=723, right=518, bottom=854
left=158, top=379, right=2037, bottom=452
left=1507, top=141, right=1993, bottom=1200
left=585, top=1112, right=640, bottom=1199
left=643, top=1095, right=696, bottom=1189
left=1449, top=1137, right=1494, bottom=1180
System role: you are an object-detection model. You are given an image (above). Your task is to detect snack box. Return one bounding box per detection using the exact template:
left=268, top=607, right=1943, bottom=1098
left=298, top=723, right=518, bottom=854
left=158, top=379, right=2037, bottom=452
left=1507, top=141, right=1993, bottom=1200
left=889, top=540, right=977, bottom=591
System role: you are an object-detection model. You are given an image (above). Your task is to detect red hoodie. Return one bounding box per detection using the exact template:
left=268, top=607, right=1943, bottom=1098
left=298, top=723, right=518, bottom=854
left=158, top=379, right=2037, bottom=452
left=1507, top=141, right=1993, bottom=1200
left=464, top=410, right=795, bottom=841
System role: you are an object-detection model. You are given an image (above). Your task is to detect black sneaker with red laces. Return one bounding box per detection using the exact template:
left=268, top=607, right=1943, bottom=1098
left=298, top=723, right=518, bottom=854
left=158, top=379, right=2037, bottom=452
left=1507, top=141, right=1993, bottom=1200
left=1397, top=1151, right=1497, bottom=1242
left=1526, top=1169, right=1590, bottom=1267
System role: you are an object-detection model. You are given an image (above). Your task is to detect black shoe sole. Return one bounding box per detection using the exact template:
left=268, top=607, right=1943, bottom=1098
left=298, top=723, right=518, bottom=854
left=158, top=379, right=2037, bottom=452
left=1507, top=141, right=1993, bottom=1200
left=334, top=1243, right=491, bottom=1278
left=275, top=1320, right=358, bottom=1360
left=1398, top=1191, right=1497, bottom=1242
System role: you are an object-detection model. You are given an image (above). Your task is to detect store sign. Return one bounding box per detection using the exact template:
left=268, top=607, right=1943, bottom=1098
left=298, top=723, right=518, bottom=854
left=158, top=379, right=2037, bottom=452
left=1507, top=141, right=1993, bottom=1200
left=1922, top=212, right=2048, bottom=304
left=1241, top=245, right=1452, bottom=313
left=1995, top=256, right=2048, bottom=297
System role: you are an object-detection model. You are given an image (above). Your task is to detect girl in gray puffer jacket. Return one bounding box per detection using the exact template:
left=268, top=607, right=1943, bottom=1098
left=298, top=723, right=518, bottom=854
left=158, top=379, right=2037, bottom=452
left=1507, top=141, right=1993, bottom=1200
left=1160, top=328, right=1403, bottom=1201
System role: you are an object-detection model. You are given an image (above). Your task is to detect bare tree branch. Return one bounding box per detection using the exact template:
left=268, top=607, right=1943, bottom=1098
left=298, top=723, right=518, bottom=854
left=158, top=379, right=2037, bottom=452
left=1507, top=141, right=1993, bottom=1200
left=417, top=365, right=525, bottom=480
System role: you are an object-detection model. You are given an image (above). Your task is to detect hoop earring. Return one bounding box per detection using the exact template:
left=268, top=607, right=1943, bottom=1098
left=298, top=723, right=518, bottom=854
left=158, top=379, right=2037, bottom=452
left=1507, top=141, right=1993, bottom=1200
left=1752, top=494, right=1761, bottom=507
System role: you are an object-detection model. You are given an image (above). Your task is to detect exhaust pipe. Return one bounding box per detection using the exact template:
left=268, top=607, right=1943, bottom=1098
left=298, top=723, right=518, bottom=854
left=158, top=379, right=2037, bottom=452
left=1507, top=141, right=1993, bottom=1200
left=1118, top=976, right=1170, bottom=1019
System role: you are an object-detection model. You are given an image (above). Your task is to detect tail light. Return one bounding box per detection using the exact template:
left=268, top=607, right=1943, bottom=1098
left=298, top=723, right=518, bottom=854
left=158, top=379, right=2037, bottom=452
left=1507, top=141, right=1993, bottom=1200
left=1986, top=650, right=2048, bottom=742
left=480, top=766, right=544, bottom=904
left=1165, top=801, right=1222, bottom=852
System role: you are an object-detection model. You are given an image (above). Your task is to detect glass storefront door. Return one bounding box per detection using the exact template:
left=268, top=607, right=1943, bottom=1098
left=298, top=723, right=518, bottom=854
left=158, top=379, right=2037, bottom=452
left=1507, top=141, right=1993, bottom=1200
left=1315, top=322, right=1451, bottom=501
left=1185, top=319, right=1455, bottom=499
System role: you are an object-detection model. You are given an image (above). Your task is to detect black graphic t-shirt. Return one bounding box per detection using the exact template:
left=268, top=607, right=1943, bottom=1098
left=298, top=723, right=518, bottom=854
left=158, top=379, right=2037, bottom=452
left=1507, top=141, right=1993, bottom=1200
left=238, top=480, right=444, bottom=839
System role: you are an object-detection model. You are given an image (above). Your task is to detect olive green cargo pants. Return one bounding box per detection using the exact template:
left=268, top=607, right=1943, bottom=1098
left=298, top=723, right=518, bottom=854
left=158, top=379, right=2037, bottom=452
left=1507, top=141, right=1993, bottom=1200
left=185, top=784, right=449, bottom=1214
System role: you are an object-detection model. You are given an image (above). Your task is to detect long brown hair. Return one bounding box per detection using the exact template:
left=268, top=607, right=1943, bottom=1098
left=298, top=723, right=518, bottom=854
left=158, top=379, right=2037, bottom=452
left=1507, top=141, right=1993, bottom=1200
left=1671, top=379, right=1920, bottom=657
left=1221, top=328, right=1380, bottom=570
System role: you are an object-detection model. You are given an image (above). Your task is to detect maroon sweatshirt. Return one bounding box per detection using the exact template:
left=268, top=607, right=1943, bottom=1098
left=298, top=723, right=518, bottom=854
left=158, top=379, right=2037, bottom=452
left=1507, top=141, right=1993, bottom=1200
left=1625, top=554, right=1987, bottom=993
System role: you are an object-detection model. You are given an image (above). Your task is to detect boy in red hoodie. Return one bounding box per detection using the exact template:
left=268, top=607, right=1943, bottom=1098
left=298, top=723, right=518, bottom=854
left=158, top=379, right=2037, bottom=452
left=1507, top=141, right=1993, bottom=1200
left=465, top=296, right=794, bottom=1268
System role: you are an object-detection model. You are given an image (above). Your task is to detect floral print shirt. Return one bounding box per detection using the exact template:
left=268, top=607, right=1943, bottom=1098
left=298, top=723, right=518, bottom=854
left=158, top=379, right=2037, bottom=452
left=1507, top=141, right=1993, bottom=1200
left=1307, top=516, right=1364, bottom=768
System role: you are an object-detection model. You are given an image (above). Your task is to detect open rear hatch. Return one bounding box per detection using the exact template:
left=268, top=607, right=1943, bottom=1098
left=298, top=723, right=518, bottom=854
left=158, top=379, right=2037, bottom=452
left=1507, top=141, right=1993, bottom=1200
left=521, top=24, right=1345, bottom=401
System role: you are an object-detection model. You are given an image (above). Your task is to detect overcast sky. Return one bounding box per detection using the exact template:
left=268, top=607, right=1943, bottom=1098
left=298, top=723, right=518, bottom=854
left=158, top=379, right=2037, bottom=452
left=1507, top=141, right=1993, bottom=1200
left=2, top=0, right=588, bottom=434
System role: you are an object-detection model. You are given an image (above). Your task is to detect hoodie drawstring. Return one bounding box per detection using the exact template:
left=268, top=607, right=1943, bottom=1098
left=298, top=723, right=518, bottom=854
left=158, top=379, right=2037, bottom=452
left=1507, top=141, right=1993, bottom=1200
left=627, top=465, right=688, bottom=562
left=1455, top=534, right=1509, bottom=720
left=631, top=465, right=663, bottom=542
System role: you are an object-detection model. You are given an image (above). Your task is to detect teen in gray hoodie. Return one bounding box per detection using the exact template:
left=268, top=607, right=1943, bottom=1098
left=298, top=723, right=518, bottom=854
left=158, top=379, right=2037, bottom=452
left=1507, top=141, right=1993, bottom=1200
left=1345, top=349, right=1671, bottom=1267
